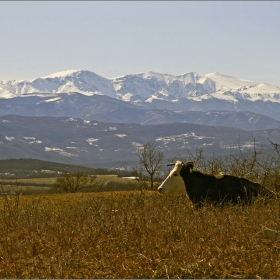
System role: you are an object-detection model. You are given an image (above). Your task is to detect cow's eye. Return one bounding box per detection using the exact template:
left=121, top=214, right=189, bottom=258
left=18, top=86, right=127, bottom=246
left=173, top=173, right=178, bottom=176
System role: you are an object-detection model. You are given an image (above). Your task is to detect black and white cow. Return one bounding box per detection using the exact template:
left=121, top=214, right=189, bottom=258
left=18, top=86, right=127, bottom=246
left=158, top=161, right=275, bottom=206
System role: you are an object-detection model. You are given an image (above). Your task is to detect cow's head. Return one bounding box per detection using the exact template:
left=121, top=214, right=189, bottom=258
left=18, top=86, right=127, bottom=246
left=158, top=161, right=193, bottom=195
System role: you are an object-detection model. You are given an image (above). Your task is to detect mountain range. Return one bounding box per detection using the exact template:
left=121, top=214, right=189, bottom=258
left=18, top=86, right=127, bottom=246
left=1, top=70, right=280, bottom=168
left=1, top=69, right=280, bottom=123
left=0, top=115, right=279, bottom=169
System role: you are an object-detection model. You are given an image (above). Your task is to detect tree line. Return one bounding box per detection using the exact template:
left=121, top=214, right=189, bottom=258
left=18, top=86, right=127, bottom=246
left=52, top=140, right=164, bottom=193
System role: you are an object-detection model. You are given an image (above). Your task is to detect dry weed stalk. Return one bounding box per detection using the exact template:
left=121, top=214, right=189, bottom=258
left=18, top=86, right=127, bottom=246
left=0, top=190, right=280, bottom=278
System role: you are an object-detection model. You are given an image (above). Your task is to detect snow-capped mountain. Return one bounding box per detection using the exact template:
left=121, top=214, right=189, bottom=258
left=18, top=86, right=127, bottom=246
left=1, top=69, right=280, bottom=121
left=0, top=69, right=116, bottom=98
left=106, top=70, right=280, bottom=121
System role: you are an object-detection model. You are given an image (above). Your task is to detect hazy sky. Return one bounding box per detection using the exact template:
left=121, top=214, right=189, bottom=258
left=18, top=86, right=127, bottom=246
left=1, top=1, right=280, bottom=86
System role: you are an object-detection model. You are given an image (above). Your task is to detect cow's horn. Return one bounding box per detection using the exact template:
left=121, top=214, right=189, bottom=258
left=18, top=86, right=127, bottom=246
left=167, top=163, right=176, bottom=166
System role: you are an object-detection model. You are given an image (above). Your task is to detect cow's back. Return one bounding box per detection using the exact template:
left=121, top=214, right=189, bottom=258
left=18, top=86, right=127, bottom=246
left=183, top=171, right=245, bottom=203
left=183, top=171, right=216, bottom=202
left=184, top=171, right=245, bottom=204
left=207, top=175, right=246, bottom=203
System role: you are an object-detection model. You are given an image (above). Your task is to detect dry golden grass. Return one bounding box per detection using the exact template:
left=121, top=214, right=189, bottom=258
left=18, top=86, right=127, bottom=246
left=0, top=190, right=280, bottom=278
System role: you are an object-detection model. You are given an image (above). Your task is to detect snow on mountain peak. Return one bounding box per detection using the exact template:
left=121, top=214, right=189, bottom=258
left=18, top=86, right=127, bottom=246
left=0, top=69, right=117, bottom=98
left=205, top=72, right=257, bottom=91
left=41, top=69, right=81, bottom=79
left=176, top=72, right=206, bottom=85
left=1, top=69, right=280, bottom=106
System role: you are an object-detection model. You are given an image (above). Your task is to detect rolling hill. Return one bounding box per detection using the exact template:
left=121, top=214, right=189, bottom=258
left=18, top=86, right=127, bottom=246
left=0, top=115, right=279, bottom=169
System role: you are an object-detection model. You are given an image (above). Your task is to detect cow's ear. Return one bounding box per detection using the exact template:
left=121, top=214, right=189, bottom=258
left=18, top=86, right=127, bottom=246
left=186, top=161, right=194, bottom=168
left=186, top=162, right=194, bottom=172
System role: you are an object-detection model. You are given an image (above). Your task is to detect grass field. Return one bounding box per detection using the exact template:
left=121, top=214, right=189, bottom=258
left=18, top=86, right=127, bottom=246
left=1, top=145, right=280, bottom=278
left=0, top=190, right=280, bottom=278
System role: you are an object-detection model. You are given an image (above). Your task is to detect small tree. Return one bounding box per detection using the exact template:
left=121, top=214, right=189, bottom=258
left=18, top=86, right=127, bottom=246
left=52, top=171, right=97, bottom=193
left=136, top=141, right=164, bottom=190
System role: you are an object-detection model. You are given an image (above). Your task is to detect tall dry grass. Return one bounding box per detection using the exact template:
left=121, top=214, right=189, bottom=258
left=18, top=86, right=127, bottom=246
left=1, top=142, right=280, bottom=278
left=0, top=190, right=280, bottom=278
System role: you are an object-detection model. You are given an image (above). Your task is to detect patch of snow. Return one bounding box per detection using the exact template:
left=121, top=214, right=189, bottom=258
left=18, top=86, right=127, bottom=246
left=122, top=93, right=134, bottom=101
left=23, top=136, right=42, bottom=144
left=203, top=142, right=214, bottom=146
left=0, top=172, right=15, bottom=176
left=220, top=141, right=257, bottom=150
left=0, top=87, right=16, bottom=98
left=188, top=94, right=214, bottom=102
left=156, top=133, right=212, bottom=145
left=29, top=140, right=42, bottom=144
left=5, top=136, right=14, bottom=141
left=45, top=146, right=78, bottom=157
left=60, top=152, right=78, bottom=157
left=40, top=170, right=59, bottom=174
left=40, top=97, right=61, bottom=103
left=87, top=138, right=99, bottom=145
left=45, top=147, right=64, bottom=152
left=211, top=92, right=238, bottom=103
left=115, top=134, right=127, bottom=138
left=132, top=142, right=143, bottom=148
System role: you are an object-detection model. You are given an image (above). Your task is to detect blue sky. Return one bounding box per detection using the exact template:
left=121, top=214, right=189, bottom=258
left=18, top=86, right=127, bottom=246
left=1, top=1, right=280, bottom=86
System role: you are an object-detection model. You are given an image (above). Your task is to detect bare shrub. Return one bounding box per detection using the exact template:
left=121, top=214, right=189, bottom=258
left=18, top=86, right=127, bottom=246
left=136, top=141, right=164, bottom=190
left=52, top=171, right=100, bottom=193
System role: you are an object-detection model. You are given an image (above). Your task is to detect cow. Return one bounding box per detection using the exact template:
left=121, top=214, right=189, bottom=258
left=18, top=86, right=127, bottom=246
left=158, top=161, right=275, bottom=206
